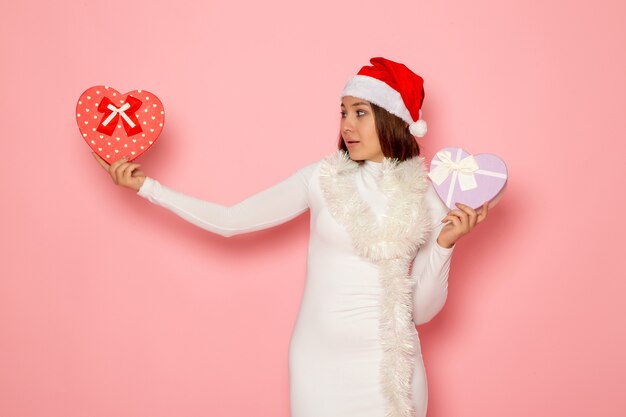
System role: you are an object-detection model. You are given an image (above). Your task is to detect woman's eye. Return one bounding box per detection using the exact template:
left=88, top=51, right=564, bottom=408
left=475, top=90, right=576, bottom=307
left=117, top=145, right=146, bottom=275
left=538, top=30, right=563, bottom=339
left=340, top=110, right=366, bottom=118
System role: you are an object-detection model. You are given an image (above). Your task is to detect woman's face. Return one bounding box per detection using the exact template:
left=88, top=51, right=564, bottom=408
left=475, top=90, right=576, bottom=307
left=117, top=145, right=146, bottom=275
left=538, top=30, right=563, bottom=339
left=340, top=96, right=384, bottom=162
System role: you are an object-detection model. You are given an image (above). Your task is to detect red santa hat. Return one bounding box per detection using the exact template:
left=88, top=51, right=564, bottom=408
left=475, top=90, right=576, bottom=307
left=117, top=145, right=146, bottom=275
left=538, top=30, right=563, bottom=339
left=341, top=57, right=428, bottom=137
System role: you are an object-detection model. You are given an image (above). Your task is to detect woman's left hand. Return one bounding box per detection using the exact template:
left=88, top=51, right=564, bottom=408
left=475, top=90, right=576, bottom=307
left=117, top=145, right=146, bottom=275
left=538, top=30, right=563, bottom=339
left=437, top=202, right=489, bottom=249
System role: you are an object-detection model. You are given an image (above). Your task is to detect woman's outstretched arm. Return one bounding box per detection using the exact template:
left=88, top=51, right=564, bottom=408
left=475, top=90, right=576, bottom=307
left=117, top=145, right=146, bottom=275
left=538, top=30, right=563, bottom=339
left=411, top=184, right=455, bottom=326
left=93, top=152, right=319, bottom=237
left=137, top=163, right=317, bottom=237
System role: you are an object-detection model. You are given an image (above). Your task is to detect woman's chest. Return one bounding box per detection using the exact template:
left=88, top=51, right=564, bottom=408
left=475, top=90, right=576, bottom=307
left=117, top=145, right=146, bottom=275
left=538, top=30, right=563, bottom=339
left=308, top=169, right=388, bottom=248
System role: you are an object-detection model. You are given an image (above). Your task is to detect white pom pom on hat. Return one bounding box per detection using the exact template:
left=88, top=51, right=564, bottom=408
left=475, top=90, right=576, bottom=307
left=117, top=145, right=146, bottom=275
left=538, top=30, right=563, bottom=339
left=341, top=57, right=428, bottom=138
left=409, top=110, right=428, bottom=137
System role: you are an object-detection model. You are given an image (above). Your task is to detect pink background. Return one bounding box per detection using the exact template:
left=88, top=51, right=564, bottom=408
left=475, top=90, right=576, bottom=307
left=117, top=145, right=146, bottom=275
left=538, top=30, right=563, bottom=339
left=1, top=1, right=624, bottom=416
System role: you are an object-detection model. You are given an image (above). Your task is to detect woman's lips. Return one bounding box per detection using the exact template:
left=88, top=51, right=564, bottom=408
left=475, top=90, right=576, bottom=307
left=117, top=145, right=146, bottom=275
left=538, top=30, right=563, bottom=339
left=346, top=140, right=360, bottom=148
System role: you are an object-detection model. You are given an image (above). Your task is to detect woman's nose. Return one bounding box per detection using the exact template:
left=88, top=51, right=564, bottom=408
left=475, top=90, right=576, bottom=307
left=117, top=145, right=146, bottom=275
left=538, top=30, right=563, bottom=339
left=341, top=118, right=353, bottom=132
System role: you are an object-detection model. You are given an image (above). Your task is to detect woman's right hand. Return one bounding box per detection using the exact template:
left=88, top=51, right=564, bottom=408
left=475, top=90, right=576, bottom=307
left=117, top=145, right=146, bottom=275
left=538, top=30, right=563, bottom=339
left=92, top=153, right=146, bottom=192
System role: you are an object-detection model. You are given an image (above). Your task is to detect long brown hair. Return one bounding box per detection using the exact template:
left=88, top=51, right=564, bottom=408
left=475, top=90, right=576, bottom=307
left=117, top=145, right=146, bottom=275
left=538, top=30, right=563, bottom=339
left=337, top=101, right=421, bottom=161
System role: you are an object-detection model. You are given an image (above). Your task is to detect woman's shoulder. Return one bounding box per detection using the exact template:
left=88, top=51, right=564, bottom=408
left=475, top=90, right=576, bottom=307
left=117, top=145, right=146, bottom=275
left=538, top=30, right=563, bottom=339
left=296, top=157, right=324, bottom=177
left=293, top=150, right=342, bottom=182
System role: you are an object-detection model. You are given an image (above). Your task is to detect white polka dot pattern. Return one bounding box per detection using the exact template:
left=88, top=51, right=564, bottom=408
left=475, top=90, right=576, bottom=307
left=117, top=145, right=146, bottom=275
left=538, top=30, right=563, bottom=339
left=76, top=86, right=164, bottom=162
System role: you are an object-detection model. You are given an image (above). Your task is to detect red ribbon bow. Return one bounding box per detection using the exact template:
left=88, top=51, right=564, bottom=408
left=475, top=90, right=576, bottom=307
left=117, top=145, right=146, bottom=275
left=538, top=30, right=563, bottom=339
left=96, top=95, right=143, bottom=136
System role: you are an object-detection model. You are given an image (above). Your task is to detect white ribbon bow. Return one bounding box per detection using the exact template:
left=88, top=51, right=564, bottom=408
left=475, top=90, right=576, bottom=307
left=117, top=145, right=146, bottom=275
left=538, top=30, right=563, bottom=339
left=428, top=150, right=479, bottom=191
left=101, top=102, right=136, bottom=128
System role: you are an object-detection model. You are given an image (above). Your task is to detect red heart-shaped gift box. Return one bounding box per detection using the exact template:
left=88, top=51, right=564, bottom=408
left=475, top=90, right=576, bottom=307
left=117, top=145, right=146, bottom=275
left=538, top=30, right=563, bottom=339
left=76, top=86, right=164, bottom=162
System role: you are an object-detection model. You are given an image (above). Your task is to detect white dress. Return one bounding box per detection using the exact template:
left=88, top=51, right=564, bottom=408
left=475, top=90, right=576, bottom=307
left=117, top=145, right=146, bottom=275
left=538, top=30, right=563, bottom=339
left=137, top=152, right=454, bottom=417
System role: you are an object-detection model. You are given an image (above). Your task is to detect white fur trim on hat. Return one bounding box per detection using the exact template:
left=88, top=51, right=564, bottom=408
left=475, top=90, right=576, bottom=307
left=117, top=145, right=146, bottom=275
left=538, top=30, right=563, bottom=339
left=341, top=75, right=413, bottom=124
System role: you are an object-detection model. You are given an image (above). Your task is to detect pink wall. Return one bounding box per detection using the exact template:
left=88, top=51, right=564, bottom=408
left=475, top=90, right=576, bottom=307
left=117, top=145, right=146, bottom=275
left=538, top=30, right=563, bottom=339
left=1, top=0, right=624, bottom=416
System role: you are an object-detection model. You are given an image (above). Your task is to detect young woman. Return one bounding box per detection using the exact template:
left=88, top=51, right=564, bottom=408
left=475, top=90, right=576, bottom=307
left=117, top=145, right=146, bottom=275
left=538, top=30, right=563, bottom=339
left=94, top=57, right=488, bottom=417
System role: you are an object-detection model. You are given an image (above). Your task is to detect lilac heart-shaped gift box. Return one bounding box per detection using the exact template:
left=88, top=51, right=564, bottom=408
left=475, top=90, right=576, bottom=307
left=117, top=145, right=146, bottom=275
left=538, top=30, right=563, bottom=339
left=427, top=147, right=508, bottom=210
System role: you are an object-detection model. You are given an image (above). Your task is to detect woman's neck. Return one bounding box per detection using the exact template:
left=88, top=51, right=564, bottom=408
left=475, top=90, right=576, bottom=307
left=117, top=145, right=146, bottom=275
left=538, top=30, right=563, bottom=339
left=364, top=159, right=382, bottom=166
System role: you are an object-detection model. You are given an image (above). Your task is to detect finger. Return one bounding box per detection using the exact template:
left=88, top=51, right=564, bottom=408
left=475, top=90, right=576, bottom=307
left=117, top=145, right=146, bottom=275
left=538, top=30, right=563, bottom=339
left=455, top=202, right=478, bottom=228
left=109, top=156, right=129, bottom=174
left=442, top=214, right=462, bottom=229
left=112, top=160, right=130, bottom=184
left=455, top=202, right=477, bottom=218
left=448, top=208, right=469, bottom=230
left=442, top=209, right=464, bottom=221
left=112, top=158, right=133, bottom=174
left=92, top=153, right=110, bottom=171
left=477, top=201, right=489, bottom=224
left=441, top=211, right=463, bottom=223
left=122, top=163, right=141, bottom=181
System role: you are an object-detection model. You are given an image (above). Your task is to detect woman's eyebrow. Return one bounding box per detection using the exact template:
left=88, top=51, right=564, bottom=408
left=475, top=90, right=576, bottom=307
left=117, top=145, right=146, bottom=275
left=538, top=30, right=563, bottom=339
left=340, top=101, right=371, bottom=107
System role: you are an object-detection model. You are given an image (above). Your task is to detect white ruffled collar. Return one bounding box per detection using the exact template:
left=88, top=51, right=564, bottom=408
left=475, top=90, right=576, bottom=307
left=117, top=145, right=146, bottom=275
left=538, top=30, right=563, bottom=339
left=319, top=150, right=433, bottom=261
